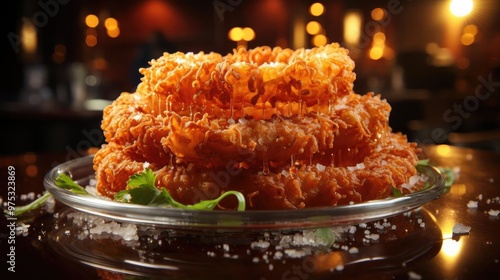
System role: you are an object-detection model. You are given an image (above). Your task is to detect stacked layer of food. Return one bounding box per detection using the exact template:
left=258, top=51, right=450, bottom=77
left=93, top=43, right=420, bottom=210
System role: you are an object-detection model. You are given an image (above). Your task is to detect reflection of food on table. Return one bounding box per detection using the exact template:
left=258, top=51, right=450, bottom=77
left=50, top=208, right=441, bottom=280
left=93, top=43, right=422, bottom=210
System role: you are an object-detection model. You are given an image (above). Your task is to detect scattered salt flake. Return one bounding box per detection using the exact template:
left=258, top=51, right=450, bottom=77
left=478, top=194, right=483, bottom=200
left=348, top=247, right=359, bottom=254
left=315, top=163, right=326, bottom=172
left=284, top=249, right=308, bottom=258
left=273, top=251, right=283, bottom=260
left=251, top=240, right=270, bottom=249
left=452, top=223, right=471, bottom=235
left=488, top=209, right=500, bottom=216
left=489, top=178, right=494, bottom=183
left=368, top=233, right=380, bottom=241
left=408, top=271, right=422, bottom=280
left=335, top=264, right=344, bottom=271
left=467, top=200, right=478, bottom=208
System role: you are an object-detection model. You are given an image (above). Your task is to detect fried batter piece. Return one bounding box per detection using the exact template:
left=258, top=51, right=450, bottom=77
left=93, top=43, right=421, bottom=210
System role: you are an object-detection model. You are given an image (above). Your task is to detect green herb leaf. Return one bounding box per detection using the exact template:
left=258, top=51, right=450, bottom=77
left=3, top=192, right=53, bottom=217
left=4, top=173, right=91, bottom=217
left=114, top=168, right=246, bottom=211
left=391, top=186, right=403, bottom=197
left=55, top=173, right=89, bottom=195
left=438, top=166, right=455, bottom=188
left=416, top=159, right=430, bottom=166
left=314, top=227, right=335, bottom=247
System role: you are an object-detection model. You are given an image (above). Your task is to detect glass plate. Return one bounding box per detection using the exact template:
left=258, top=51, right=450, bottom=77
left=43, top=155, right=445, bottom=231
left=48, top=208, right=443, bottom=279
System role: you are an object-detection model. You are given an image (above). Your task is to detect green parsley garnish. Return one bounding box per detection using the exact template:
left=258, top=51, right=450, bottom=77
left=391, top=186, right=403, bottom=197
left=115, top=168, right=246, bottom=211
left=438, top=166, right=455, bottom=188
left=5, top=168, right=246, bottom=217
left=55, top=173, right=90, bottom=195
left=314, top=227, right=335, bottom=247
left=5, top=192, right=52, bottom=217
left=391, top=158, right=455, bottom=197
left=3, top=173, right=89, bottom=217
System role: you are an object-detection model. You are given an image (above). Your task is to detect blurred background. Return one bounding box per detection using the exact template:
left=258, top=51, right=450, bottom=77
left=1, top=0, right=500, bottom=156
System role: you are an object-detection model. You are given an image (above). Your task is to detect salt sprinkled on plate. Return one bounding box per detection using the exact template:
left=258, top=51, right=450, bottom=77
left=487, top=209, right=500, bottom=216
left=408, top=271, right=422, bottom=280
left=467, top=200, right=478, bottom=208
left=250, top=240, right=270, bottom=249
left=348, top=247, right=359, bottom=254
left=452, top=223, right=471, bottom=235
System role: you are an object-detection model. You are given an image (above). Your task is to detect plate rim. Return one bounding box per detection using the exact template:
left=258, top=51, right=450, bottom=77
left=43, top=155, right=445, bottom=230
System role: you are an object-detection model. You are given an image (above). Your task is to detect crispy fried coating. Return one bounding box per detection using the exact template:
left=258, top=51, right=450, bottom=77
left=93, top=43, right=421, bottom=210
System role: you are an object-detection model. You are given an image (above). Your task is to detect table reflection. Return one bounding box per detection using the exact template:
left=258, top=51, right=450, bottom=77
left=1, top=144, right=499, bottom=279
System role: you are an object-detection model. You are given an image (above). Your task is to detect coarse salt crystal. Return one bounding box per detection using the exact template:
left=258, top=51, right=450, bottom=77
left=467, top=200, right=478, bottom=208
left=316, top=163, right=326, bottom=172
left=408, top=271, right=422, bottom=280
left=488, top=209, right=500, bottom=216
left=284, top=249, right=308, bottom=258
left=348, top=247, right=359, bottom=254
left=251, top=240, right=270, bottom=249
left=452, top=223, right=471, bottom=234
left=370, top=233, right=380, bottom=240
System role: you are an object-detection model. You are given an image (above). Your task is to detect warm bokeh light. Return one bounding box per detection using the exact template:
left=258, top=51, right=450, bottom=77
left=20, top=21, right=37, bottom=55
left=369, top=32, right=386, bottom=60
left=85, top=14, right=99, bottom=28
left=436, top=144, right=452, bottom=157
left=441, top=238, right=463, bottom=258
left=426, top=42, right=440, bottom=54
left=343, top=10, right=362, bottom=45
left=106, top=27, right=120, bottom=38
left=463, top=24, right=478, bottom=35
left=26, top=165, right=38, bottom=177
left=92, top=57, right=108, bottom=70
left=86, top=34, right=97, bottom=47
left=293, top=17, right=306, bottom=49
left=242, top=27, right=255, bottom=41
left=306, top=21, right=321, bottom=35
left=461, top=33, right=475, bottom=45
left=228, top=27, right=243, bottom=41
left=229, top=27, right=255, bottom=42
left=450, top=0, right=473, bottom=17
left=52, top=44, right=66, bottom=64
left=309, top=2, right=324, bottom=16
left=369, top=47, right=384, bottom=60
left=104, top=17, right=118, bottom=30
left=312, top=34, right=327, bottom=47
left=373, top=32, right=386, bottom=42
left=371, top=8, right=386, bottom=21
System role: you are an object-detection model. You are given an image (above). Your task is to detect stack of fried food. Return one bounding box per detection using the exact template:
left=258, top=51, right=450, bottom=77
left=93, top=43, right=420, bottom=210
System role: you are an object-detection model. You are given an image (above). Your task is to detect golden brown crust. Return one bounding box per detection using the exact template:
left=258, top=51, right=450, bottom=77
left=93, top=43, right=420, bottom=210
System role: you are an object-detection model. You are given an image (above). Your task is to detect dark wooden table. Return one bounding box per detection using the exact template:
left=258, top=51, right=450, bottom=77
left=1, top=144, right=499, bottom=279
